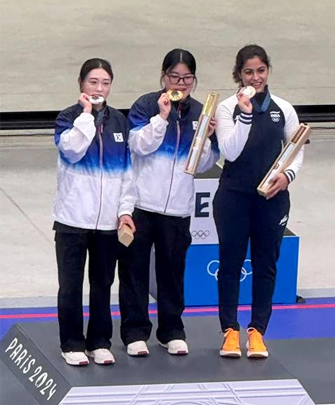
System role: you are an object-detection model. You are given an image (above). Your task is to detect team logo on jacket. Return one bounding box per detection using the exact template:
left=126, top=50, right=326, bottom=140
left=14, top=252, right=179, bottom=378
left=270, top=111, right=281, bottom=122
left=113, top=133, right=124, bottom=142
left=279, top=214, right=288, bottom=226
left=192, top=121, right=198, bottom=130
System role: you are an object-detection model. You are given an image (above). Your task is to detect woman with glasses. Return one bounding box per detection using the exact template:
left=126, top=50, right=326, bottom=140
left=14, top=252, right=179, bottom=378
left=53, top=58, right=135, bottom=366
left=119, top=48, right=219, bottom=356
left=213, top=44, right=303, bottom=358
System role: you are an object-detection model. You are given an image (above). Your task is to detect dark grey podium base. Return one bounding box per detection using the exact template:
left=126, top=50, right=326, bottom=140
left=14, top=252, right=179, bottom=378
left=0, top=317, right=318, bottom=404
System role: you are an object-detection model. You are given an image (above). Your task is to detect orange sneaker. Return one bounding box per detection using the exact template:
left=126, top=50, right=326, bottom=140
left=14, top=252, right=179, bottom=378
left=246, top=328, right=269, bottom=358
left=219, top=328, right=241, bottom=358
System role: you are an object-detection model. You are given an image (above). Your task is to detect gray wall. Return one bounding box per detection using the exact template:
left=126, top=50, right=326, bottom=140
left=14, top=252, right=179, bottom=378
left=1, top=0, right=334, bottom=112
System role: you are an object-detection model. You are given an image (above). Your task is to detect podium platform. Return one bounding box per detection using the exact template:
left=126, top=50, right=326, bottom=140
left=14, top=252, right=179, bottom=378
left=185, top=178, right=300, bottom=305
left=1, top=317, right=328, bottom=405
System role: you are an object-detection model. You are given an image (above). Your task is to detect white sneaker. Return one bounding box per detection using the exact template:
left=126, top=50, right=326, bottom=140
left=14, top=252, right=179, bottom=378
left=61, top=351, right=89, bottom=366
left=127, top=340, right=149, bottom=356
left=159, top=339, right=189, bottom=355
left=85, top=348, right=115, bottom=365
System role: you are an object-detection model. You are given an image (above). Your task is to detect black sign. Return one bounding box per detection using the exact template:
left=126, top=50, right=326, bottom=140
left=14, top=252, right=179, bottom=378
left=0, top=324, right=71, bottom=405
left=195, top=192, right=210, bottom=217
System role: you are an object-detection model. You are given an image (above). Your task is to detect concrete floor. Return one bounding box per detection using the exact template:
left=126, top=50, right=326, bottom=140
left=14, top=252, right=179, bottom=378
left=288, top=130, right=335, bottom=295
left=0, top=127, right=334, bottom=307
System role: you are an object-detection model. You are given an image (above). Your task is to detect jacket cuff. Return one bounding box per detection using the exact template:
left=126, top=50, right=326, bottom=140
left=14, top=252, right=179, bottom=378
left=284, top=169, right=296, bottom=183
left=151, top=114, right=169, bottom=126
left=118, top=210, right=132, bottom=218
left=238, top=113, right=253, bottom=125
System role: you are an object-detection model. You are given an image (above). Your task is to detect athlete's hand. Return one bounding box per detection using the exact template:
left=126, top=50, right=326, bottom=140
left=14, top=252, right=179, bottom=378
left=207, top=117, right=216, bottom=136
left=266, top=173, right=289, bottom=199
left=237, top=92, right=253, bottom=114
left=118, top=215, right=136, bottom=233
left=158, top=93, right=171, bottom=120
left=78, top=93, right=92, bottom=114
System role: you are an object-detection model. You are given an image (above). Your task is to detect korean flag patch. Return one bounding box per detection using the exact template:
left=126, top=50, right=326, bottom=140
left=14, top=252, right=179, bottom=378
left=114, top=133, right=124, bottom=142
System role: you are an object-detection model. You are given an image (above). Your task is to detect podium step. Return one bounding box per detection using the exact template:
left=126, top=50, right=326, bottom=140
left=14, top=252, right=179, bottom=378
left=62, top=379, right=312, bottom=404
left=0, top=317, right=321, bottom=405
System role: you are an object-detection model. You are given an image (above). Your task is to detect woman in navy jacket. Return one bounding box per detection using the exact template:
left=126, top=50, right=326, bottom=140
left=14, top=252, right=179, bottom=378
left=53, top=58, right=135, bottom=366
left=119, top=49, right=219, bottom=356
left=214, top=45, right=304, bottom=359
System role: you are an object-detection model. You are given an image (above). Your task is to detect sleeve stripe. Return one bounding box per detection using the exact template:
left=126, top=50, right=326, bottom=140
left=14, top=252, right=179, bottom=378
left=240, top=113, right=253, bottom=119
left=238, top=113, right=253, bottom=125
left=286, top=169, right=296, bottom=180
left=284, top=169, right=295, bottom=182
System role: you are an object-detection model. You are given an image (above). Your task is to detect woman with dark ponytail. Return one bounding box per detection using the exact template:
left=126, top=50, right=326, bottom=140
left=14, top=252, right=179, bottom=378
left=118, top=48, right=219, bottom=357
left=53, top=58, right=135, bottom=366
left=214, top=45, right=304, bottom=358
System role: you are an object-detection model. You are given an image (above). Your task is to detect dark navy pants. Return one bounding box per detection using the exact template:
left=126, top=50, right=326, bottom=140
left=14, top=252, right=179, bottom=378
left=213, top=184, right=290, bottom=334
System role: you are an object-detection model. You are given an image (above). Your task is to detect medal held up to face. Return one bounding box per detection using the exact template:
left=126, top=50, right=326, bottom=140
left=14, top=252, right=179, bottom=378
left=238, top=86, right=256, bottom=98
left=185, top=92, right=219, bottom=175
left=257, top=123, right=311, bottom=197
left=89, top=95, right=105, bottom=105
left=167, top=89, right=183, bottom=102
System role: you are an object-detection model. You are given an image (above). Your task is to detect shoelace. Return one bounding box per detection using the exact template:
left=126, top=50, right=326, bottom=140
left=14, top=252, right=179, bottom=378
left=247, top=328, right=264, bottom=348
left=224, top=328, right=240, bottom=348
left=96, top=348, right=110, bottom=354
left=224, top=328, right=235, bottom=338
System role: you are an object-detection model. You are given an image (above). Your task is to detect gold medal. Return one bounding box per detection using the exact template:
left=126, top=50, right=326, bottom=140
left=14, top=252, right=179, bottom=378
left=167, top=89, right=183, bottom=102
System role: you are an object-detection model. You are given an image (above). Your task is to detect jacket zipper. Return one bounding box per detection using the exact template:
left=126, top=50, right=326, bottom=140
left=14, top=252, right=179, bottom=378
left=95, top=124, right=104, bottom=229
left=164, top=112, right=181, bottom=213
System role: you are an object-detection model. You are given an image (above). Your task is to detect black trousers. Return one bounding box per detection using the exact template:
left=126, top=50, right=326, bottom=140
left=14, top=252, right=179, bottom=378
left=118, top=208, right=192, bottom=345
left=213, top=185, right=290, bottom=335
left=55, top=231, right=118, bottom=352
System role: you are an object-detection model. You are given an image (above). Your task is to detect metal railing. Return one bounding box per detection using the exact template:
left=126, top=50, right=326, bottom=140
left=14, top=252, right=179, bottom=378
left=0, top=105, right=334, bottom=131
left=294, top=104, right=335, bottom=124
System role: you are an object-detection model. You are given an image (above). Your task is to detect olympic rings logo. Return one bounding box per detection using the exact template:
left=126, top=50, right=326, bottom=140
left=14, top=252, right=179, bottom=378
left=207, top=259, right=253, bottom=282
left=191, top=230, right=210, bottom=239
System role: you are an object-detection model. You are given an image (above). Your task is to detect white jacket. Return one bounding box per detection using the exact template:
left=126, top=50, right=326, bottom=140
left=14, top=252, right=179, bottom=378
left=53, top=104, right=136, bottom=230
left=128, top=91, right=219, bottom=216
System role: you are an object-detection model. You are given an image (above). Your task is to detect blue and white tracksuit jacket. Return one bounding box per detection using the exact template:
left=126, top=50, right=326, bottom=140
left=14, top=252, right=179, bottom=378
left=53, top=104, right=135, bottom=230
left=128, top=90, right=219, bottom=217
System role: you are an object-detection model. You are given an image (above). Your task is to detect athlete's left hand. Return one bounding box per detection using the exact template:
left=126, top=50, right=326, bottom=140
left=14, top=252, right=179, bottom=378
left=207, top=118, right=216, bottom=137
left=118, top=215, right=136, bottom=233
left=266, top=173, right=289, bottom=199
